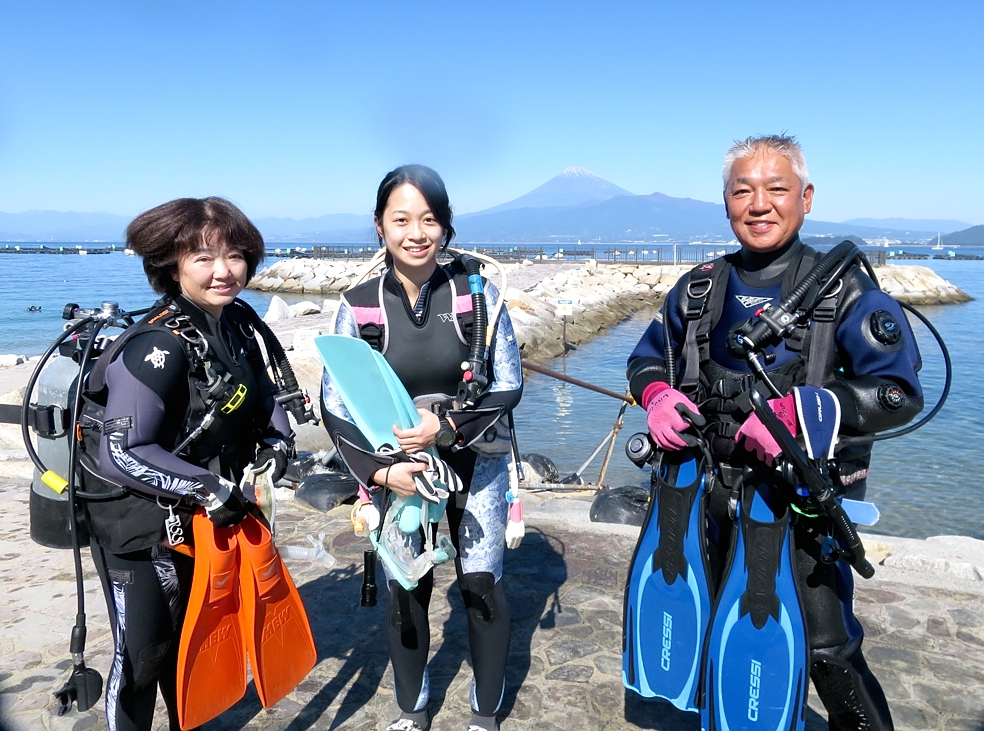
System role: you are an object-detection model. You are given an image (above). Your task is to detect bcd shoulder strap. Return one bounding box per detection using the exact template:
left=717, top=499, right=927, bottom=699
left=679, top=256, right=734, bottom=394
left=678, top=244, right=840, bottom=395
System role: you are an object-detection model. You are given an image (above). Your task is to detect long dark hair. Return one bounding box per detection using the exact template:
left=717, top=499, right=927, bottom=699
left=126, top=197, right=265, bottom=296
left=374, top=164, right=455, bottom=248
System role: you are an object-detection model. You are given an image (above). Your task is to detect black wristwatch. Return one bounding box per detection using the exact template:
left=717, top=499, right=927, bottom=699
left=435, top=416, right=457, bottom=449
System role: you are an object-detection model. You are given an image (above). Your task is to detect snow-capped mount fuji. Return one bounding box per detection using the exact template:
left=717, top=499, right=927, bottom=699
left=469, top=167, right=636, bottom=215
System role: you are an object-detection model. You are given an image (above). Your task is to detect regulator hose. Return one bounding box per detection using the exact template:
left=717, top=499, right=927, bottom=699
left=231, top=300, right=318, bottom=426
left=749, top=389, right=874, bottom=579
left=23, top=314, right=107, bottom=713
left=456, top=255, right=489, bottom=406
left=662, top=298, right=677, bottom=390
left=742, top=240, right=859, bottom=353
left=21, top=315, right=99, bottom=483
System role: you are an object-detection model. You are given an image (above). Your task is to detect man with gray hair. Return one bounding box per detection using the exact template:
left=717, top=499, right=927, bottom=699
left=626, top=134, right=923, bottom=730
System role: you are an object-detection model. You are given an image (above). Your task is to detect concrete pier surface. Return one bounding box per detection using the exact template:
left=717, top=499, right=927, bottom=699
left=2, top=480, right=982, bottom=731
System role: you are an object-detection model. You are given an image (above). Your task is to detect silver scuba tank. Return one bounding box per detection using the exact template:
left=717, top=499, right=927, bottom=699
left=29, top=305, right=121, bottom=548
left=29, top=354, right=86, bottom=548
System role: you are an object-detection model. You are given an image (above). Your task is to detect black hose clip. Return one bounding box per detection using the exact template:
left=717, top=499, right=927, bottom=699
left=361, top=549, right=377, bottom=607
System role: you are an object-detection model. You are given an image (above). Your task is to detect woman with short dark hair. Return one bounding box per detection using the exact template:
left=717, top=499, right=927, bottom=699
left=82, top=197, right=294, bottom=731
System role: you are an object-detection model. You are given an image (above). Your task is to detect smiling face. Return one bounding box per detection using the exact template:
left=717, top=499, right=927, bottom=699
left=724, top=149, right=814, bottom=253
left=376, top=183, right=445, bottom=280
left=172, top=237, right=247, bottom=318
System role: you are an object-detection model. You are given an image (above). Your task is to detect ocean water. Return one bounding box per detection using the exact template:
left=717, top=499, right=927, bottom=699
left=1, top=245, right=981, bottom=539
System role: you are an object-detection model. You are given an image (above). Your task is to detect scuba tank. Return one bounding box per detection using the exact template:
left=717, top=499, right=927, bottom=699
left=27, top=304, right=125, bottom=548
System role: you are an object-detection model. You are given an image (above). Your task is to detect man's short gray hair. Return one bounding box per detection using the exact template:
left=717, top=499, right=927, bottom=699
left=722, top=134, right=810, bottom=189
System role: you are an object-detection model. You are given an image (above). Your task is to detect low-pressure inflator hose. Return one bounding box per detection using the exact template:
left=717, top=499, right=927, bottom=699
left=232, top=300, right=318, bottom=426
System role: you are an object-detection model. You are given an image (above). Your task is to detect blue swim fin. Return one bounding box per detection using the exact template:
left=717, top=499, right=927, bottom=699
left=622, top=447, right=711, bottom=712
left=702, top=483, right=808, bottom=731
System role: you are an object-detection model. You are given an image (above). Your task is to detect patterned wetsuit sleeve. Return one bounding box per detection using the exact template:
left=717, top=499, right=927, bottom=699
left=320, top=298, right=392, bottom=486
left=626, top=277, right=686, bottom=402
left=98, top=331, right=213, bottom=501
left=477, top=281, right=523, bottom=408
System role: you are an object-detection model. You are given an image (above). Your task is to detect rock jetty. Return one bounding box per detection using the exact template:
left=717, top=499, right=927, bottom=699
left=250, top=258, right=971, bottom=365
left=0, top=259, right=971, bottom=463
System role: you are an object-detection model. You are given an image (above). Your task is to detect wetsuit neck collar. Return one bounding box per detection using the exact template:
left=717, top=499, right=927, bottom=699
left=384, top=265, right=447, bottom=310
left=736, top=235, right=804, bottom=287
left=173, top=294, right=224, bottom=336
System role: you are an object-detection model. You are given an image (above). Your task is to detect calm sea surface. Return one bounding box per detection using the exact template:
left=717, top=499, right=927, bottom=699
left=2, top=245, right=981, bottom=540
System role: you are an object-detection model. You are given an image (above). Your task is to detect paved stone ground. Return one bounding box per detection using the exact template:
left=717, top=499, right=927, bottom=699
left=2, top=479, right=983, bottom=731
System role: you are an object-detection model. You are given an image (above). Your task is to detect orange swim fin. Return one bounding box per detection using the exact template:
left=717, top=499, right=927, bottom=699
left=238, top=513, right=317, bottom=708
left=176, top=511, right=248, bottom=731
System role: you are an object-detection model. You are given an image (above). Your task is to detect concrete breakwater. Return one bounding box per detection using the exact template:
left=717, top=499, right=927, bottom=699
left=0, top=259, right=970, bottom=464
left=248, top=257, right=971, bottom=364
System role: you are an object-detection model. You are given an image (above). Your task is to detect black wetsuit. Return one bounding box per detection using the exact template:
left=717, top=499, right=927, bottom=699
left=321, top=265, right=523, bottom=726
left=83, top=295, right=290, bottom=731
left=627, top=237, right=922, bottom=731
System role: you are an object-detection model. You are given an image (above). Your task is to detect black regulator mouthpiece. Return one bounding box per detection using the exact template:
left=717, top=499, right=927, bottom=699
left=54, top=621, right=103, bottom=714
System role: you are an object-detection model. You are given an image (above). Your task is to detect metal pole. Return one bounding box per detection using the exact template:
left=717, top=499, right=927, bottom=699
left=521, top=360, right=635, bottom=405
left=597, top=400, right=629, bottom=486
left=574, top=427, right=615, bottom=477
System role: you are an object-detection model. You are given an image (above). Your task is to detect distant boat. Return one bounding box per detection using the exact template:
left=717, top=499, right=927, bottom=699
left=78, top=249, right=88, bottom=255
left=932, top=233, right=943, bottom=250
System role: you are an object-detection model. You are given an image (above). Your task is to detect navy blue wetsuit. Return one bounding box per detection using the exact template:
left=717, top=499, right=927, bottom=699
left=86, top=295, right=290, bottom=731
left=627, top=237, right=922, bottom=731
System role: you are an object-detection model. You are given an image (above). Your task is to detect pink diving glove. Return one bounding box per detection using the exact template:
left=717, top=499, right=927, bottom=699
left=735, top=393, right=798, bottom=465
left=642, top=382, right=706, bottom=451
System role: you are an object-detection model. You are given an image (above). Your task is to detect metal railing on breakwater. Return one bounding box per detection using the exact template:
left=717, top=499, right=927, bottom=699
left=307, top=243, right=738, bottom=264
left=0, top=244, right=116, bottom=254
left=4, top=242, right=979, bottom=264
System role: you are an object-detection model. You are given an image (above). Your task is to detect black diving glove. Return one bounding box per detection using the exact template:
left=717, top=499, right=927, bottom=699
left=203, top=476, right=250, bottom=528
left=408, top=451, right=463, bottom=504
left=254, top=437, right=293, bottom=484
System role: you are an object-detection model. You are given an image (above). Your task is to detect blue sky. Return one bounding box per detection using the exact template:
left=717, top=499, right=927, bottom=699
left=1, top=1, right=981, bottom=224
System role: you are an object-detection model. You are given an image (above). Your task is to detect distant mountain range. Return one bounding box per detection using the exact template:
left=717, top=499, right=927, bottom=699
left=1, top=170, right=978, bottom=244
left=0, top=210, right=131, bottom=242
left=840, top=217, right=973, bottom=233
left=941, top=225, right=984, bottom=245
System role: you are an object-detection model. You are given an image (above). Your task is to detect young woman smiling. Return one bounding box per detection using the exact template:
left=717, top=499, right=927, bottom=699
left=321, top=165, right=523, bottom=731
